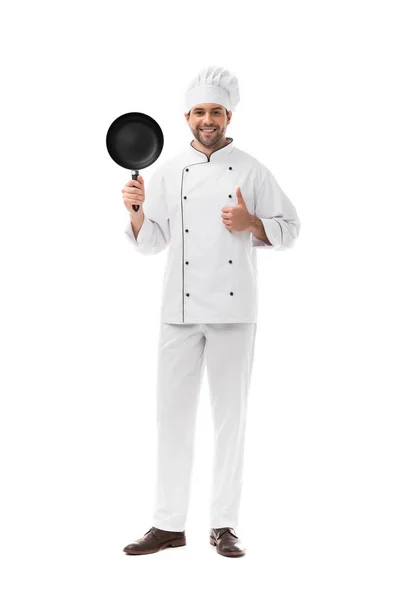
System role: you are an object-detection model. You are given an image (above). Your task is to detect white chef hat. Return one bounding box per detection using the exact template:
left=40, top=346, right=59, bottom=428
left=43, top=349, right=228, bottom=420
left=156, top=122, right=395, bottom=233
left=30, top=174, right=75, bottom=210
left=185, top=66, right=240, bottom=113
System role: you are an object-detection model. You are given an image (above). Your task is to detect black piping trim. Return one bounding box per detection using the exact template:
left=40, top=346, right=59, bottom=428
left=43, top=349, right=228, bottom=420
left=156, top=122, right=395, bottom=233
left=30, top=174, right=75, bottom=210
left=179, top=139, right=234, bottom=323
left=188, top=137, right=234, bottom=162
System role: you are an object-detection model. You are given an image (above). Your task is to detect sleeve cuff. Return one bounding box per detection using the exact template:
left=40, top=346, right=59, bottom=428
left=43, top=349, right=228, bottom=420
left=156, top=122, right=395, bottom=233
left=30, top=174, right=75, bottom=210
left=124, top=216, right=150, bottom=246
left=251, top=218, right=282, bottom=249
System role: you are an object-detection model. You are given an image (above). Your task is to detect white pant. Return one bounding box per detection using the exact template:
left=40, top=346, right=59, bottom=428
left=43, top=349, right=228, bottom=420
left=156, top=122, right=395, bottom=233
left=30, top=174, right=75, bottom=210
left=152, top=322, right=257, bottom=532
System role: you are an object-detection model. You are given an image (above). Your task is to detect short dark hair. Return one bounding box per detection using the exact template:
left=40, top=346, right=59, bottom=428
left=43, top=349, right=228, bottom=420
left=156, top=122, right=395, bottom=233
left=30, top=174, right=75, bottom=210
left=188, top=108, right=229, bottom=116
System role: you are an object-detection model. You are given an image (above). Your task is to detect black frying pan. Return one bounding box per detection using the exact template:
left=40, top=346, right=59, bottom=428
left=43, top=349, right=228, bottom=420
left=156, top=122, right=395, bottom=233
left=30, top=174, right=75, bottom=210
left=106, top=112, right=164, bottom=212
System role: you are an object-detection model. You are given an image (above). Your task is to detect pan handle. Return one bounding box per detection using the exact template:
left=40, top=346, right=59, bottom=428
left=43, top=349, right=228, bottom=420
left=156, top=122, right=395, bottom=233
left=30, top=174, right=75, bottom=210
left=131, top=170, right=140, bottom=212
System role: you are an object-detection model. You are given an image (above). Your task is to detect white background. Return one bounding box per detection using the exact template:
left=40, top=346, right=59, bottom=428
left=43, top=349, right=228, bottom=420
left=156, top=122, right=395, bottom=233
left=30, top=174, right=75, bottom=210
left=1, top=0, right=399, bottom=598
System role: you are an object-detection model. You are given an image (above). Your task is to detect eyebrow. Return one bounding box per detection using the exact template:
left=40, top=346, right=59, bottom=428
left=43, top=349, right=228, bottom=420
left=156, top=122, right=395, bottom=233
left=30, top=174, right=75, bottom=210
left=194, top=107, right=222, bottom=111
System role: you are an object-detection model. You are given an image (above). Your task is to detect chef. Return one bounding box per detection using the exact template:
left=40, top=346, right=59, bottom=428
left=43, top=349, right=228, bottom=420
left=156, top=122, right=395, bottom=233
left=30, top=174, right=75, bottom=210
left=122, top=66, right=301, bottom=558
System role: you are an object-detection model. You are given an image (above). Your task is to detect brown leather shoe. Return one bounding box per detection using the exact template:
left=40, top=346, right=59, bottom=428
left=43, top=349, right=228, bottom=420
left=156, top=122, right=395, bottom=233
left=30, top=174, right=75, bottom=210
left=210, top=527, right=246, bottom=557
left=123, top=526, right=186, bottom=555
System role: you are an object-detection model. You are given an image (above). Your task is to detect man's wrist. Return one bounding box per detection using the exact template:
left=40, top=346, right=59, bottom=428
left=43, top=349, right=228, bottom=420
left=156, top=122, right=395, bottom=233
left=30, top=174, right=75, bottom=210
left=247, top=214, right=257, bottom=233
left=130, top=214, right=144, bottom=240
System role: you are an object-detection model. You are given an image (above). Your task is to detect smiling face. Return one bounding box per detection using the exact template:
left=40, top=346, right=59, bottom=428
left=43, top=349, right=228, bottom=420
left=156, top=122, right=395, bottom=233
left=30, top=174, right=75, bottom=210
left=184, top=103, right=232, bottom=150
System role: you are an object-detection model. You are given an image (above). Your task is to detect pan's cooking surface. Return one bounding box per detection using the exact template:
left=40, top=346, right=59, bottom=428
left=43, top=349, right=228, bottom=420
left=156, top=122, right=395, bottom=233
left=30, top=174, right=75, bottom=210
left=106, top=112, right=164, bottom=170
left=110, top=122, right=161, bottom=168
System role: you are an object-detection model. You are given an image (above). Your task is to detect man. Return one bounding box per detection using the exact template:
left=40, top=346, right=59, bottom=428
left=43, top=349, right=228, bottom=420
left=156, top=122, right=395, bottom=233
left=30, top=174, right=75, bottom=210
left=121, top=66, right=301, bottom=557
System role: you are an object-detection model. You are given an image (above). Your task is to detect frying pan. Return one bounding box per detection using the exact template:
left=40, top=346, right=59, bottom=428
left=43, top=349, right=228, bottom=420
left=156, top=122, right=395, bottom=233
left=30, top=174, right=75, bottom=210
left=106, top=112, right=164, bottom=212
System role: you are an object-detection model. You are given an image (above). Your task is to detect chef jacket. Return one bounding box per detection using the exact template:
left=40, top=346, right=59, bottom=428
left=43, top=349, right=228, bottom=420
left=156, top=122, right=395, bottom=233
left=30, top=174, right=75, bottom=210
left=124, top=137, right=300, bottom=324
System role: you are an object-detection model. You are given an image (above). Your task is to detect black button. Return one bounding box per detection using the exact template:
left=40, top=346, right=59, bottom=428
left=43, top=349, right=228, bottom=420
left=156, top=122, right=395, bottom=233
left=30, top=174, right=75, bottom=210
left=230, top=292, right=234, bottom=296
left=185, top=229, right=189, bottom=233
left=229, top=260, right=232, bottom=263
left=185, top=261, right=189, bottom=265
left=186, top=293, right=190, bottom=297
left=183, top=196, right=187, bottom=199
left=229, top=167, right=232, bottom=170
left=228, top=194, right=232, bottom=198
left=186, top=168, right=189, bottom=172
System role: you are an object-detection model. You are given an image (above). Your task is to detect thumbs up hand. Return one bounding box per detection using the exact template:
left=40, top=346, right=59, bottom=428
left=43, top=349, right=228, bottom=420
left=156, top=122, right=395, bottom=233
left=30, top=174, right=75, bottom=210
left=221, top=187, right=253, bottom=232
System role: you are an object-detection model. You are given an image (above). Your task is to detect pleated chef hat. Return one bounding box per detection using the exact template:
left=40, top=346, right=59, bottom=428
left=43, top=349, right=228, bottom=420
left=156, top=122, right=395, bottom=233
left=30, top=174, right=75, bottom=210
left=185, top=66, right=240, bottom=113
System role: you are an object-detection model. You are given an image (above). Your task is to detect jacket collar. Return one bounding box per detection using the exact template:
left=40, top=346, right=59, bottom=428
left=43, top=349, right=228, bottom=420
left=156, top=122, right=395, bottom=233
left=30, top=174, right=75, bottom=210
left=188, top=137, right=235, bottom=162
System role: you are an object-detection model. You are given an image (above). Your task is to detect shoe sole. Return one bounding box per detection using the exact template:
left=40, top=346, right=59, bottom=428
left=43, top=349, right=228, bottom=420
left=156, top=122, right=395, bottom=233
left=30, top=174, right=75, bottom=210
left=123, top=537, right=186, bottom=555
left=209, top=537, right=246, bottom=557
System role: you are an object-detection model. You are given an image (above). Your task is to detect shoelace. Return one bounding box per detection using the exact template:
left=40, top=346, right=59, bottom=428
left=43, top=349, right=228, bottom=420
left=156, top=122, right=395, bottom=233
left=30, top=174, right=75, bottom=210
left=145, top=527, right=177, bottom=541
left=214, top=527, right=238, bottom=540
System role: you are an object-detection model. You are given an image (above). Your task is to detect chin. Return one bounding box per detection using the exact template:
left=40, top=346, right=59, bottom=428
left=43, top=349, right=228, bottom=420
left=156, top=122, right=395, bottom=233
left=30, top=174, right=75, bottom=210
left=198, top=132, right=221, bottom=145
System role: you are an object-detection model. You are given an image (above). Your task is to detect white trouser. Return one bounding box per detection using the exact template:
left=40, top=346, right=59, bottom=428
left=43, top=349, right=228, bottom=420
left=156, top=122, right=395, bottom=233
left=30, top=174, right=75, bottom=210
left=151, top=322, right=257, bottom=532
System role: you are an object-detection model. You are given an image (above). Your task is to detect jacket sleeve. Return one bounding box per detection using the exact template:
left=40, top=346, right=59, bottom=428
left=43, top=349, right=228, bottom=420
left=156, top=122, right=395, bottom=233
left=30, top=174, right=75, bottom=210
left=252, top=164, right=301, bottom=251
left=124, top=168, right=170, bottom=255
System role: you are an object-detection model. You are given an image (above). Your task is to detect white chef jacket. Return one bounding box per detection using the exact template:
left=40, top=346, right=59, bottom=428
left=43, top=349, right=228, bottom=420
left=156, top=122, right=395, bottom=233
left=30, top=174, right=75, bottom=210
left=124, top=137, right=300, bottom=324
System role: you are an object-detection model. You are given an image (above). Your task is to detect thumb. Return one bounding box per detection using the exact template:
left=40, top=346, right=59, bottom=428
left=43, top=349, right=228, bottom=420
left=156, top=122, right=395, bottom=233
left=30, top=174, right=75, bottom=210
left=137, top=175, right=144, bottom=183
left=236, top=186, right=245, bottom=204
